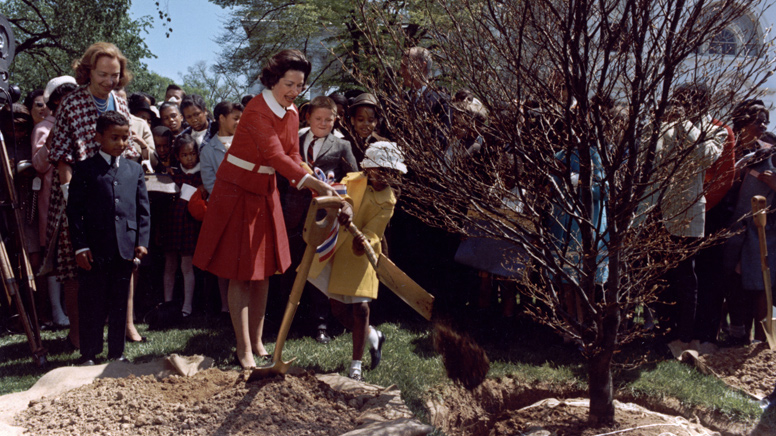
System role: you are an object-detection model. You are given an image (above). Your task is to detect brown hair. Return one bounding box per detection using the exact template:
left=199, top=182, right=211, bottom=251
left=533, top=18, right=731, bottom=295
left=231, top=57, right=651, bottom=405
left=307, top=96, right=337, bottom=116
left=259, top=49, right=311, bottom=89
left=73, top=42, right=132, bottom=88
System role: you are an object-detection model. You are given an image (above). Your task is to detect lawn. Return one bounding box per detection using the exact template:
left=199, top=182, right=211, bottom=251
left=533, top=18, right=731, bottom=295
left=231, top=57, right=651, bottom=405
left=0, top=304, right=769, bottom=433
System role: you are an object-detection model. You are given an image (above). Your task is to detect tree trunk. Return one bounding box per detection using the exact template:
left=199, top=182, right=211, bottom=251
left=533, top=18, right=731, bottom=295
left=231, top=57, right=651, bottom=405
left=587, top=306, right=620, bottom=426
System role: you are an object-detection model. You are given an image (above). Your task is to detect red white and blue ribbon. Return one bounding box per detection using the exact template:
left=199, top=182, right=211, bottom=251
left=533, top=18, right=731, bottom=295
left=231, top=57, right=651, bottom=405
left=315, top=168, right=347, bottom=262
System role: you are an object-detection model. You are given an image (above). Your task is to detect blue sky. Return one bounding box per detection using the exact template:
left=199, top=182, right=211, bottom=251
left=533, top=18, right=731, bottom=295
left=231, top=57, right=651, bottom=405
left=129, top=0, right=234, bottom=81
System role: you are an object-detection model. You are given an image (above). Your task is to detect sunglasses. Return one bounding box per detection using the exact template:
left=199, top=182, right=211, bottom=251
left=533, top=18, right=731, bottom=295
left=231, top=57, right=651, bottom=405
left=34, top=102, right=45, bottom=108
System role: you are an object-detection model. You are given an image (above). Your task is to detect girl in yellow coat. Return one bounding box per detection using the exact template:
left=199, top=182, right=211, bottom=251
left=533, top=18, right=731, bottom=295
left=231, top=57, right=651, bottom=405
left=308, top=141, right=407, bottom=381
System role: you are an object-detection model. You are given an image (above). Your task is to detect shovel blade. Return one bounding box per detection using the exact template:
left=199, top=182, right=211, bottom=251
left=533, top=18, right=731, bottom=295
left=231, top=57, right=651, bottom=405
left=762, top=319, right=776, bottom=351
left=247, top=357, right=296, bottom=382
left=375, top=255, right=434, bottom=320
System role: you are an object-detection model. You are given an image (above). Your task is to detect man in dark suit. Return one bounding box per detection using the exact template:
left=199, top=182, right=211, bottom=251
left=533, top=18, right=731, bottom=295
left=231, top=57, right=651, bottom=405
left=66, top=111, right=151, bottom=365
left=278, top=96, right=357, bottom=343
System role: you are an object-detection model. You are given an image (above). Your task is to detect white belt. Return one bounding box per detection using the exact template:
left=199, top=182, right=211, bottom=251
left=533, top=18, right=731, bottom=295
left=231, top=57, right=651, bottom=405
left=226, top=154, right=275, bottom=174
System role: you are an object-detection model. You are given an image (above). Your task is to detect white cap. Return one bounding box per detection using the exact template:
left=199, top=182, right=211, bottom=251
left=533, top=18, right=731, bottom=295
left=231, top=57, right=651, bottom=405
left=361, top=141, right=408, bottom=174
left=43, top=76, right=77, bottom=103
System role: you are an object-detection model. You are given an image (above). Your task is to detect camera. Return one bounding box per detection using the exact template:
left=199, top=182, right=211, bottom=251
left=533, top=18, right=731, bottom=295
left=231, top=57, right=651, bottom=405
left=0, top=13, right=16, bottom=107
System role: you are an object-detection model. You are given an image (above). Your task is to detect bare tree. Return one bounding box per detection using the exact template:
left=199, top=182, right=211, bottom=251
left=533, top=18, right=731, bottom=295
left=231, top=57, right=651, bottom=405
left=180, top=61, right=246, bottom=108
left=350, top=0, right=772, bottom=425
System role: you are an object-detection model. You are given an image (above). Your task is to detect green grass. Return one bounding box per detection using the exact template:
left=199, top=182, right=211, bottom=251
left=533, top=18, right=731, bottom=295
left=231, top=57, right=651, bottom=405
left=625, top=360, right=762, bottom=422
left=0, top=311, right=769, bottom=431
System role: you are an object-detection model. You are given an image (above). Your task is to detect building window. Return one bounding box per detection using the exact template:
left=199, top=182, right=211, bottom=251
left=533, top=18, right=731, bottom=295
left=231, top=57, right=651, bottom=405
left=709, top=28, right=737, bottom=55
left=703, top=7, right=763, bottom=57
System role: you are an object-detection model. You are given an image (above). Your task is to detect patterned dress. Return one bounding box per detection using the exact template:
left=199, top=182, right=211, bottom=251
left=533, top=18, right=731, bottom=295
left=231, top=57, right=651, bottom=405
left=46, top=86, right=138, bottom=280
left=162, top=166, right=202, bottom=256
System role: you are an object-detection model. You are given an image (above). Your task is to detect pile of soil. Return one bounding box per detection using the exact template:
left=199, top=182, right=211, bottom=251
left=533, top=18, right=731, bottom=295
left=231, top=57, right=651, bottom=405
left=13, top=368, right=413, bottom=436
left=424, top=376, right=766, bottom=436
left=695, top=342, right=776, bottom=399
left=10, top=344, right=776, bottom=436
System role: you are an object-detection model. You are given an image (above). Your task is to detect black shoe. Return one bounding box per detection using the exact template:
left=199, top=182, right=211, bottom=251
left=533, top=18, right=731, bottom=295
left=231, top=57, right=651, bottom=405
left=78, top=357, right=96, bottom=366
left=109, top=355, right=130, bottom=363
left=719, top=335, right=751, bottom=348
left=315, top=328, right=331, bottom=344
left=369, top=330, right=385, bottom=370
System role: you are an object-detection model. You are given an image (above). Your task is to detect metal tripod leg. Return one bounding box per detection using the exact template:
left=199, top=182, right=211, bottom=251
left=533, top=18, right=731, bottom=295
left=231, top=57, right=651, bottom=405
left=0, top=125, right=46, bottom=366
left=0, top=236, right=46, bottom=366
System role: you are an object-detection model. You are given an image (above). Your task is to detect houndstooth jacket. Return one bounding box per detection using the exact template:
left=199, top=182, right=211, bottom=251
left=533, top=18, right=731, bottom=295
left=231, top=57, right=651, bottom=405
left=48, top=86, right=139, bottom=164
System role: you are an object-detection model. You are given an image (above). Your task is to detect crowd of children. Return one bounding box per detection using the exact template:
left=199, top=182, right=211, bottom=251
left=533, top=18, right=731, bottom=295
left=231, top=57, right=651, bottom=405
left=4, top=43, right=774, bottom=380
left=1, top=43, right=409, bottom=377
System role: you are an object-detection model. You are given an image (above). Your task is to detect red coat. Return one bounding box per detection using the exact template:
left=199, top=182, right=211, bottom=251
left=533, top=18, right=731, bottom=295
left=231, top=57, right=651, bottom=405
left=193, top=91, right=309, bottom=280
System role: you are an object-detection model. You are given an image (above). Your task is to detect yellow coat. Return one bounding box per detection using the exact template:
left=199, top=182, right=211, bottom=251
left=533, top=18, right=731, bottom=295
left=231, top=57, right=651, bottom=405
left=308, top=172, right=396, bottom=299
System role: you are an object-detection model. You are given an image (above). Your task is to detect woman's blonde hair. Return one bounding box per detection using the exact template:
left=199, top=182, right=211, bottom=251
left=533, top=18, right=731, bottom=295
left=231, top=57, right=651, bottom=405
left=72, top=42, right=132, bottom=88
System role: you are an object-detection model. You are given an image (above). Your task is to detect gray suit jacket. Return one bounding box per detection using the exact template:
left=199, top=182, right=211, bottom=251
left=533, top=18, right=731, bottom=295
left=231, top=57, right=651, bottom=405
left=281, top=131, right=357, bottom=229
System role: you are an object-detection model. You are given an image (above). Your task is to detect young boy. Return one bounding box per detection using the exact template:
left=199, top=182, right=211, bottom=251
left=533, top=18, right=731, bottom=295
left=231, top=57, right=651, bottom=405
left=307, top=141, right=407, bottom=381
left=66, top=111, right=151, bottom=365
left=283, top=96, right=357, bottom=343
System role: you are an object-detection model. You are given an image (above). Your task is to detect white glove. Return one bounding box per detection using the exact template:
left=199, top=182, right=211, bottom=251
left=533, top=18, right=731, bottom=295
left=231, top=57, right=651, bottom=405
left=61, top=183, right=69, bottom=203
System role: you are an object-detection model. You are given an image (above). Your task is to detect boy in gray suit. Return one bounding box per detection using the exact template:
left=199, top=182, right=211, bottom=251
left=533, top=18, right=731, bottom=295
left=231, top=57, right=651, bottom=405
left=279, top=96, right=357, bottom=343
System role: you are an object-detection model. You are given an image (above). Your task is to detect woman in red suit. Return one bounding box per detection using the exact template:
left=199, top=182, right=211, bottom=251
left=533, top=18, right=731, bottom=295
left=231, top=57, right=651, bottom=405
left=194, top=50, right=337, bottom=368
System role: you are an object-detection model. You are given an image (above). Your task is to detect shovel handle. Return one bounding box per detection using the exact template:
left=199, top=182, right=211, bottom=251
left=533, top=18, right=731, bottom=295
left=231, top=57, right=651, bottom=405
left=753, top=195, right=768, bottom=230
left=346, top=223, right=380, bottom=267
left=752, top=195, right=776, bottom=348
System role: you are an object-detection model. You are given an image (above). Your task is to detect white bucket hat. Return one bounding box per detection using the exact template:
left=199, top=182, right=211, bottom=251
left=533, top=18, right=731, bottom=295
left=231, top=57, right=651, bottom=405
left=43, top=76, right=77, bottom=103
left=361, top=141, right=408, bottom=174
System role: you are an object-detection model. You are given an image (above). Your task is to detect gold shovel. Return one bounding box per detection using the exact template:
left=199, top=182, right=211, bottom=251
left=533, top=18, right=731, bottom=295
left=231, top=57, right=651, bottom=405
left=346, top=223, right=435, bottom=320
left=751, top=195, right=776, bottom=350
left=249, top=196, right=344, bottom=381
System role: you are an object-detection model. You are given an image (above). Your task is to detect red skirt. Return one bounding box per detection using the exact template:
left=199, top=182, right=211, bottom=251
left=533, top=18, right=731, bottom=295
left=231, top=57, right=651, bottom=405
left=193, top=178, right=290, bottom=281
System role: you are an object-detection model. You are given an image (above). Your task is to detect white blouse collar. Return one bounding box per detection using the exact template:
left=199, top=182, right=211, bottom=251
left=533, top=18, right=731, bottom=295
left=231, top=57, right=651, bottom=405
left=181, top=163, right=201, bottom=174
left=263, top=88, right=297, bottom=119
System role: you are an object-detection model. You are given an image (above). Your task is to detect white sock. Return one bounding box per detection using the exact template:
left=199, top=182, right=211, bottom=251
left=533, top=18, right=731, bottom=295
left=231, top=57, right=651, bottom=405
left=47, top=276, right=68, bottom=324
left=349, top=360, right=362, bottom=377
left=367, top=326, right=379, bottom=350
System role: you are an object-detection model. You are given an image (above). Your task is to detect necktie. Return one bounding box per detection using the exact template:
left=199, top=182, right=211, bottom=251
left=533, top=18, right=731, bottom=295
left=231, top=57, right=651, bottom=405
left=110, top=156, right=117, bottom=167
left=307, top=137, right=320, bottom=167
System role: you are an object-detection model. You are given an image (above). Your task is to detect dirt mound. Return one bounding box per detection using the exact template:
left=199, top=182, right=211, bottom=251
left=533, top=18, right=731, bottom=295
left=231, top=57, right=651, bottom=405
left=424, top=376, right=763, bottom=436
left=12, top=368, right=431, bottom=436
left=694, top=342, right=776, bottom=399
